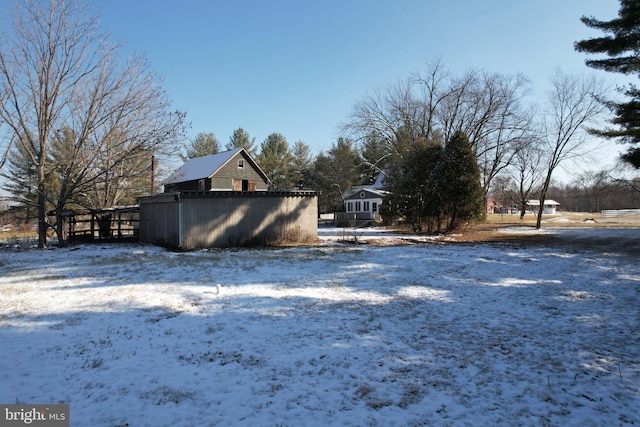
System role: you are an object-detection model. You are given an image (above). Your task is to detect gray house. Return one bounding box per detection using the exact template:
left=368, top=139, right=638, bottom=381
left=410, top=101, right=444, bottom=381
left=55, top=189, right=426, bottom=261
left=163, top=148, right=269, bottom=192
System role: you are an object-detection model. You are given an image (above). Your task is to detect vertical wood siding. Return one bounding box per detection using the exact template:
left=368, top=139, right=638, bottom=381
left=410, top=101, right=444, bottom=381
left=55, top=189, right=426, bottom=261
left=139, top=193, right=181, bottom=247
left=209, top=151, right=268, bottom=191
left=139, top=192, right=317, bottom=249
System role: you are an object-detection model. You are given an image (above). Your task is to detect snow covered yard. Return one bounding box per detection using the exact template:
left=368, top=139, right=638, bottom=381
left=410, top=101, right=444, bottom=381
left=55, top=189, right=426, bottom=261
left=1, top=227, right=639, bottom=426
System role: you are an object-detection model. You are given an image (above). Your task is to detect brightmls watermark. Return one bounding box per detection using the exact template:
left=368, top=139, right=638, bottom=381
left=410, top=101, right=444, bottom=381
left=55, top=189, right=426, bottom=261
left=0, top=405, right=68, bottom=427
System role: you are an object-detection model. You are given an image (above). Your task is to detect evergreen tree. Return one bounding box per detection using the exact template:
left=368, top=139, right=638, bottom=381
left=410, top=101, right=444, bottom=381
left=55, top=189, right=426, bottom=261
left=575, top=0, right=640, bottom=168
left=226, top=127, right=258, bottom=157
left=385, top=140, right=443, bottom=231
left=310, top=138, right=364, bottom=213
left=45, top=126, right=155, bottom=241
left=183, top=132, right=219, bottom=160
left=437, top=131, right=485, bottom=230
left=360, top=133, right=390, bottom=184
left=310, top=153, right=334, bottom=213
left=291, top=140, right=313, bottom=189
left=47, top=127, right=84, bottom=216
left=256, top=133, right=294, bottom=190
left=0, top=143, right=40, bottom=224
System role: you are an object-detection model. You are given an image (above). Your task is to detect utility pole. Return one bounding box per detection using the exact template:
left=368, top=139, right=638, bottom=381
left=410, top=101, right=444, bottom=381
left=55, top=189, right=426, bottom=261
left=151, top=155, right=156, bottom=195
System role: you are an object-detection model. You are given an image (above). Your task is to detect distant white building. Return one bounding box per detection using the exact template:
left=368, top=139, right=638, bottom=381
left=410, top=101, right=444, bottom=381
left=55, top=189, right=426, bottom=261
left=527, top=199, right=560, bottom=215
left=344, top=173, right=389, bottom=221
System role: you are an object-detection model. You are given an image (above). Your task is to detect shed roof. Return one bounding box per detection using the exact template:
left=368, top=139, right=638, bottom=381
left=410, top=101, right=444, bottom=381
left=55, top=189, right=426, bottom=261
left=164, top=148, right=268, bottom=185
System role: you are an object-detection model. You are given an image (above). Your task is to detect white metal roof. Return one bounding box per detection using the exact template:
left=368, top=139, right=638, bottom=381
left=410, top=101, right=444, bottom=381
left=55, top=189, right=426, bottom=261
left=527, top=199, right=560, bottom=206
left=164, top=148, right=242, bottom=185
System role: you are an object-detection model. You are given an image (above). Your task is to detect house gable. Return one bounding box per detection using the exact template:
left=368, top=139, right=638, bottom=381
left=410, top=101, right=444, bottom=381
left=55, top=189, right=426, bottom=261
left=209, top=150, right=269, bottom=191
left=164, top=148, right=269, bottom=192
left=345, top=189, right=384, bottom=201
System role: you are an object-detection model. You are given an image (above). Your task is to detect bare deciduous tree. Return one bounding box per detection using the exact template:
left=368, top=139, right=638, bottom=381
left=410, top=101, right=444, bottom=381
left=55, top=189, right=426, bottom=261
left=343, top=59, right=534, bottom=197
left=343, top=60, right=450, bottom=160
left=535, top=68, right=607, bottom=228
left=575, top=170, right=610, bottom=213
left=508, top=139, right=545, bottom=218
left=0, top=0, right=186, bottom=247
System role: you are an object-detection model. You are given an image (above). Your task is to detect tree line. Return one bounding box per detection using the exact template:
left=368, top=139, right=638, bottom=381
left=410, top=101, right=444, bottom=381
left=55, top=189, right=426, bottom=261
left=182, top=127, right=485, bottom=234
left=1, top=0, right=639, bottom=248
left=491, top=170, right=640, bottom=214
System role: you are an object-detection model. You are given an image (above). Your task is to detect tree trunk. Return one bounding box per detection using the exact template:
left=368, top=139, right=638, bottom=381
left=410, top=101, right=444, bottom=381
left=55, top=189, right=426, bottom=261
left=55, top=206, right=68, bottom=247
left=535, top=203, right=544, bottom=229
left=536, top=185, right=547, bottom=229
left=536, top=169, right=553, bottom=229
left=37, top=164, right=47, bottom=249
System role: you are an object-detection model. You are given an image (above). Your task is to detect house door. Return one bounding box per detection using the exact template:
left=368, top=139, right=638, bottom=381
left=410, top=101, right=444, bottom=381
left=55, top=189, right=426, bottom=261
left=233, top=179, right=255, bottom=191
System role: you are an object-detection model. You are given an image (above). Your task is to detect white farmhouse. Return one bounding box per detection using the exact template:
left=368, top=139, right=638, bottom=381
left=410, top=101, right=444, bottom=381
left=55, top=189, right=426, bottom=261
left=343, top=173, right=389, bottom=221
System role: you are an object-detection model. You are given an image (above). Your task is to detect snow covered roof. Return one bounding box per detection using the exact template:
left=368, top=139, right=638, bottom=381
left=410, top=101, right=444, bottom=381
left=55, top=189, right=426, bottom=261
left=527, top=199, right=560, bottom=206
left=164, top=148, right=243, bottom=185
left=344, top=172, right=389, bottom=198
left=370, top=171, right=387, bottom=190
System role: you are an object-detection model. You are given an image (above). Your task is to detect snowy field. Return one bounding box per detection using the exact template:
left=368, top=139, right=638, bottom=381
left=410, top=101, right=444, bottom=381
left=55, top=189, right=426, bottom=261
left=1, top=227, right=639, bottom=426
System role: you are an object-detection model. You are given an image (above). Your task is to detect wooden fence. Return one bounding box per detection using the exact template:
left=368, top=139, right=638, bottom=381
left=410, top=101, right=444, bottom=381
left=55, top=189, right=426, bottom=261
left=60, top=206, right=140, bottom=243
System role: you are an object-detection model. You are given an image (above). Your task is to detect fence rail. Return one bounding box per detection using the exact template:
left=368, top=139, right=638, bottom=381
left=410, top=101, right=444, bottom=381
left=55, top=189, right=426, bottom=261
left=601, top=209, right=640, bottom=219
left=58, top=206, right=140, bottom=243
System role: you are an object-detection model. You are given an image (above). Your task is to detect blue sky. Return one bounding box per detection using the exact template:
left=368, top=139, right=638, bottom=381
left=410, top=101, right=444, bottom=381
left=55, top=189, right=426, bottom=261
left=0, top=0, right=627, bottom=184
left=86, top=0, right=623, bottom=162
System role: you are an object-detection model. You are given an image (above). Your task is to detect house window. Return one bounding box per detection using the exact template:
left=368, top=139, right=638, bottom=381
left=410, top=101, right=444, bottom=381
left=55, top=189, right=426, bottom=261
left=238, top=159, right=244, bottom=169
left=347, top=202, right=353, bottom=212
left=372, top=202, right=378, bottom=213
left=363, top=201, right=370, bottom=212
left=355, top=201, right=361, bottom=212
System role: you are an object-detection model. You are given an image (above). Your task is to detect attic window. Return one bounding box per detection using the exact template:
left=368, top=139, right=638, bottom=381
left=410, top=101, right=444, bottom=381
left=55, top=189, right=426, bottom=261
left=237, top=159, right=244, bottom=169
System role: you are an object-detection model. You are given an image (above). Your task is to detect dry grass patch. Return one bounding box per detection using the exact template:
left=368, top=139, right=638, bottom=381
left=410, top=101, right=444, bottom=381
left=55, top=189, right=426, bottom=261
left=384, top=212, right=640, bottom=257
